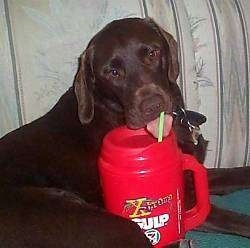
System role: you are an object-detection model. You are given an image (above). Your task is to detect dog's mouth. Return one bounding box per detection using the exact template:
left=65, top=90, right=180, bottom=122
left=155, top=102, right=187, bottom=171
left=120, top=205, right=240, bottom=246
left=126, top=92, right=174, bottom=138
left=146, top=113, right=173, bottom=138
left=126, top=110, right=174, bottom=139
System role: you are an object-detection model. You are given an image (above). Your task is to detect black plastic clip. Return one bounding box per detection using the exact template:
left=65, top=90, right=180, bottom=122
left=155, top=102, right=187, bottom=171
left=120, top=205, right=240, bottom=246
left=173, top=107, right=207, bottom=145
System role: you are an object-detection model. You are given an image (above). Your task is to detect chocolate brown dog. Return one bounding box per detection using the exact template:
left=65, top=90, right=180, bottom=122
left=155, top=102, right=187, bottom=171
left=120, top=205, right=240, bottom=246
left=0, top=18, right=249, bottom=247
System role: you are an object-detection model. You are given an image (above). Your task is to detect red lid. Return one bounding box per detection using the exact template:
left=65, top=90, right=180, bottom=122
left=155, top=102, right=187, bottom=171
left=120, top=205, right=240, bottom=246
left=100, top=126, right=180, bottom=168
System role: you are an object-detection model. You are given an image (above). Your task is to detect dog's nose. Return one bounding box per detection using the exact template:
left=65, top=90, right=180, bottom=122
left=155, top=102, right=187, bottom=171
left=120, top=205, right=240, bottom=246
left=140, top=96, right=165, bottom=120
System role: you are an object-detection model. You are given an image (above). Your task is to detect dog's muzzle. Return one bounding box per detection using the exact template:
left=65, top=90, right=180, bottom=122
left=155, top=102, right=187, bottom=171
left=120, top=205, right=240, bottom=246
left=139, top=95, right=166, bottom=122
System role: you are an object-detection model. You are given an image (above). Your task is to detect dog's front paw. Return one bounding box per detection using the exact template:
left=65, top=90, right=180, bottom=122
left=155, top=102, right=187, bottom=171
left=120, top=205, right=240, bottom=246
left=179, top=239, right=196, bottom=248
left=167, top=239, right=197, bottom=248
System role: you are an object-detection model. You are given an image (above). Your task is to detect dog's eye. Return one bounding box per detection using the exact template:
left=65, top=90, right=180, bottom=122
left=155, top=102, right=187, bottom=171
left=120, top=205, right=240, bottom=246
left=148, top=49, right=160, bottom=58
left=109, top=69, right=119, bottom=77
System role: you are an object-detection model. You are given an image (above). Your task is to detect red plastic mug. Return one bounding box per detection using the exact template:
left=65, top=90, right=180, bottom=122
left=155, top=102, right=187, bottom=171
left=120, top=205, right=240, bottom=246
left=98, top=126, right=210, bottom=247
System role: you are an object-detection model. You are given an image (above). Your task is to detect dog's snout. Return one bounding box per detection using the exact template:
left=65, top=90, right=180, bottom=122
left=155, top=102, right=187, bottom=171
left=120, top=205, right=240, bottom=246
left=140, top=96, right=165, bottom=120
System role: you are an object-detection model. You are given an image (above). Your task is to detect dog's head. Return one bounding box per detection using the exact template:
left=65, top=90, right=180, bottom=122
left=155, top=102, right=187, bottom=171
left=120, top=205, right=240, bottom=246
left=74, top=18, right=183, bottom=129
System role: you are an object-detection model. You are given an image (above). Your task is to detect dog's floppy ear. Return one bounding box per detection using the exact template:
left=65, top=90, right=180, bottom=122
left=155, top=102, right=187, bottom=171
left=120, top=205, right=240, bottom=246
left=146, top=18, right=179, bottom=84
left=74, top=48, right=94, bottom=125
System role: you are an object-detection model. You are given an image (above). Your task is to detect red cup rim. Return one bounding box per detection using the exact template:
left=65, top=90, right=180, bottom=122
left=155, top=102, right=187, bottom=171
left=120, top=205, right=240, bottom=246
left=101, top=126, right=176, bottom=156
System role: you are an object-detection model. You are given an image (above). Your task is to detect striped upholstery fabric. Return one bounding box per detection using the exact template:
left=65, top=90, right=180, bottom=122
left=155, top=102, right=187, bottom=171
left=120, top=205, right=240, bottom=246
left=0, top=0, right=249, bottom=168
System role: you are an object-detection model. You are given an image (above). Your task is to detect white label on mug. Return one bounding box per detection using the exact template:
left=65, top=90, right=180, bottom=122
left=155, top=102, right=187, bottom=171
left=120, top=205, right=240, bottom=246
left=131, top=213, right=170, bottom=230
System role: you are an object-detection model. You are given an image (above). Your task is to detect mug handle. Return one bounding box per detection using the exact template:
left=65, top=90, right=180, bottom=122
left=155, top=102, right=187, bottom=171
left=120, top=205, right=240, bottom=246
left=182, top=154, right=211, bottom=231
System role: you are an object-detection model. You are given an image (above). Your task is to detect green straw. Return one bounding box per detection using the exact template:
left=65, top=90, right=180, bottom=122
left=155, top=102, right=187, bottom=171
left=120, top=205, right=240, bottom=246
left=157, top=111, right=165, bottom=142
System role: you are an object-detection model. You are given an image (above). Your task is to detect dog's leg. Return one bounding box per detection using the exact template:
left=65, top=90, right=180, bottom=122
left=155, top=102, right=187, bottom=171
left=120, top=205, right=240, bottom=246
left=167, top=239, right=196, bottom=248
left=207, top=166, right=250, bottom=195
left=0, top=187, right=152, bottom=248
left=199, top=167, right=250, bottom=238
left=196, top=205, right=250, bottom=238
left=185, top=167, right=250, bottom=238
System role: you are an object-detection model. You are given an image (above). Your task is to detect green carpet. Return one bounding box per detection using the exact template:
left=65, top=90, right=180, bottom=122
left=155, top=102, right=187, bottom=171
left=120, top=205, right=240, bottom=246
left=186, top=189, right=250, bottom=247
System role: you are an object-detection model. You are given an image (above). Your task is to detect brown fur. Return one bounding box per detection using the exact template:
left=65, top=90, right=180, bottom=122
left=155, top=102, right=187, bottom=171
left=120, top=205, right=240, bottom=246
left=0, top=18, right=249, bottom=248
